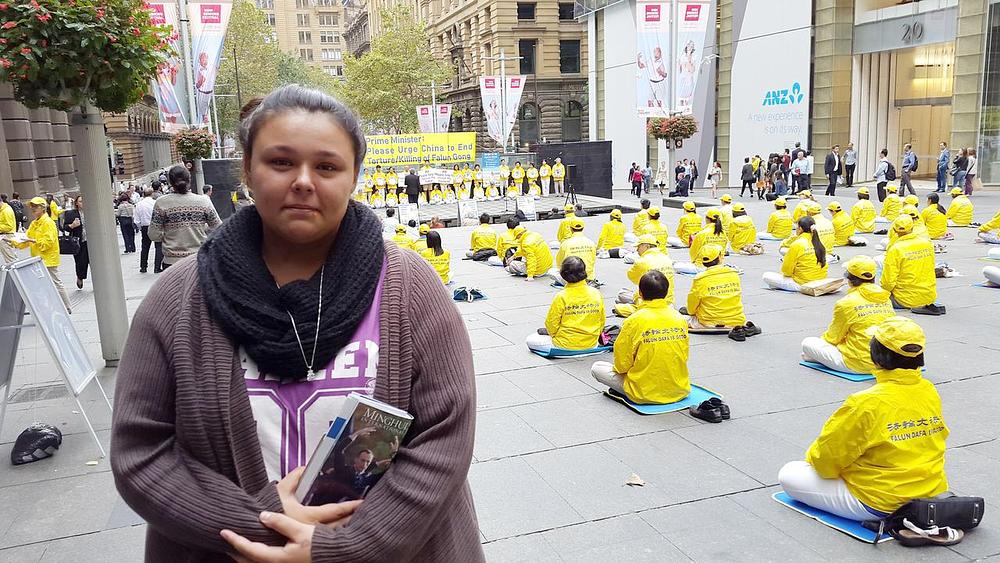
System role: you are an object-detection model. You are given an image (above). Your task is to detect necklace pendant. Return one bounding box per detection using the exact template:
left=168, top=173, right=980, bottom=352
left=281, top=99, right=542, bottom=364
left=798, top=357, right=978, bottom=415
left=307, top=369, right=317, bottom=379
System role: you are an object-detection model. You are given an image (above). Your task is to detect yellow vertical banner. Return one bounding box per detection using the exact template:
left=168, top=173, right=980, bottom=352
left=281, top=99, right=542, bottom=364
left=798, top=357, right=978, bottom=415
left=364, top=133, right=477, bottom=167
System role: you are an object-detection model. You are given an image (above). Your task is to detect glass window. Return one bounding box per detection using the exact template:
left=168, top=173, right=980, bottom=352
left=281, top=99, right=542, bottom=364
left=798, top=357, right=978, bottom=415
left=298, top=31, right=312, bottom=44
left=297, top=13, right=310, bottom=27
left=299, top=49, right=313, bottom=61
left=981, top=3, right=1000, bottom=185
left=560, top=40, right=580, bottom=73
left=321, top=49, right=343, bottom=61
left=562, top=101, right=582, bottom=142
left=256, top=0, right=273, bottom=9
left=318, top=12, right=339, bottom=26
left=519, top=39, right=536, bottom=74
left=519, top=103, right=539, bottom=145
left=517, top=3, right=535, bottom=20
left=264, top=12, right=275, bottom=26
left=320, top=31, right=337, bottom=43
left=558, top=3, right=574, bottom=20
left=295, top=0, right=309, bottom=8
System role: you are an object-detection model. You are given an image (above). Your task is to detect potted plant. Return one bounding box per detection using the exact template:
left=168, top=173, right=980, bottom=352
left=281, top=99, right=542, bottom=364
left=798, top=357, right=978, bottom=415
left=646, top=114, right=699, bottom=143
left=174, top=127, right=215, bottom=161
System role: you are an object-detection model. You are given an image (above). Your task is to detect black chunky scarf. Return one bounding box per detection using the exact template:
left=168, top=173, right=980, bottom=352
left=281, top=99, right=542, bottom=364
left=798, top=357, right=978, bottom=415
left=198, top=201, right=385, bottom=380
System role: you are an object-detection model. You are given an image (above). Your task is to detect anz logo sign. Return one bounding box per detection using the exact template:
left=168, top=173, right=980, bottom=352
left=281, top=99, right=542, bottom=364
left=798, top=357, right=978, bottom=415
left=762, top=82, right=805, bottom=106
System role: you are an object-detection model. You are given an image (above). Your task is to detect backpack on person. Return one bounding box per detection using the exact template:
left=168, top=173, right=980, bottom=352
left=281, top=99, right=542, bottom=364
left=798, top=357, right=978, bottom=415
left=885, top=162, right=897, bottom=181
left=911, top=154, right=918, bottom=172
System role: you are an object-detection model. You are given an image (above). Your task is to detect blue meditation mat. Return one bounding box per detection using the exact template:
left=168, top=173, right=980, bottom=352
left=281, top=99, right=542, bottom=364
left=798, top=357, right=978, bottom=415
left=687, top=326, right=731, bottom=334
left=763, top=285, right=799, bottom=293
left=530, top=345, right=613, bottom=358
left=973, top=282, right=1000, bottom=289
left=978, top=257, right=1000, bottom=263
left=602, top=385, right=721, bottom=415
left=772, top=492, right=892, bottom=544
left=676, top=270, right=699, bottom=278
left=799, top=360, right=874, bottom=382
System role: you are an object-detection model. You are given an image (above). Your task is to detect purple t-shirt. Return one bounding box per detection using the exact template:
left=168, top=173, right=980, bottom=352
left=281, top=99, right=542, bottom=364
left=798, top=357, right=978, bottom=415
left=244, top=267, right=384, bottom=481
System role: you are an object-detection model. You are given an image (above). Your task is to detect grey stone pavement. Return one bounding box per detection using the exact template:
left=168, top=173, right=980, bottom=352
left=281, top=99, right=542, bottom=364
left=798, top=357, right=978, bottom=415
left=1, top=179, right=998, bottom=562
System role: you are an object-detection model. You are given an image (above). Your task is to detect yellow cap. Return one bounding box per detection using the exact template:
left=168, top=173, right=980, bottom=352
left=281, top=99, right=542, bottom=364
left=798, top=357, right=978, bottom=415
left=873, top=316, right=926, bottom=358
left=775, top=197, right=787, bottom=208
left=904, top=195, right=919, bottom=207
left=950, top=187, right=963, bottom=196
left=902, top=204, right=919, bottom=218
left=569, top=218, right=585, bottom=231
left=845, top=255, right=877, bottom=281
left=799, top=190, right=812, bottom=198
left=394, top=224, right=407, bottom=233
left=419, top=223, right=430, bottom=234
left=827, top=201, right=842, bottom=212
left=610, top=208, right=623, bottom=219
left=857, top=187, right=869, bottom=196
left=513, top=225, right=527, bottom=238
left=720, top=194, right=732, bottom=203
left=892, top=214, right=914, bottom=234
left=648, top=205, right=661, bottom=218
left=806, top=201, right=822, bottom=215
left=705, top=208, right=721, bottom=220
left=732, top=203, right=746, bottom=213
left=564, top=204, right=574, bottom=212
left=637, top=234, right=659, bottom=246
left=887, top=185, right=898, bottom=193
left=699, top=244, right=724, bottom=264
left=28, top=196, right=47, bottom=206
left=683, top=201, right=696, bottom=212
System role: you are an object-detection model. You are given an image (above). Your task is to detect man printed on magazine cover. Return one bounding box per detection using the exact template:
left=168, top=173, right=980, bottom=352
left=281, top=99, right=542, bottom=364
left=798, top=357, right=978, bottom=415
left=310, top=425, right=400, bottom=503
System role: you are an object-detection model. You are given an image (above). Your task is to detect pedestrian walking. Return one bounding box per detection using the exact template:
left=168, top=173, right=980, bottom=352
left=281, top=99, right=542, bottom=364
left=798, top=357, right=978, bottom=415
left=642, top=162, right=653, bottom=193
left=843, top=143, right=857, bottom=187
left=60, top=196, right=89, bottom=289
left=952, top=148, right=968, bottom=191
left=900, top=143, right=917, bottom=196
left=964, top=148, right=978, bottom=196
left=135, top=187, right=159, bottom=273
left=873, top=148, right=891, bottom=202
left=10, top=197, right=71, bottom=312
left=707, top=161, right=722, bottom=199
left=824, top=144, right=842, bottom=196
left=116, top=193, right=137, bottom=253
left=936, top=142, right=950, bottom=193
left=0, top=193, right=17, bottom=262
left=148, top=164, right=221, bottom=270
left=690, top=160, right=700, bottom=190
left=740, top=157, right=754, bottom=197
left=631, top=165, right=644, bottom=198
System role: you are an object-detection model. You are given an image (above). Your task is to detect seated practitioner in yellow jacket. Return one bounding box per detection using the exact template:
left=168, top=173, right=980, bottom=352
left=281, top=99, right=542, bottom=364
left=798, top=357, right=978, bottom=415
left=763, top=216, right=829, bottom=292
left=419, top=230, right=451, bottom=284
left=881, top=215, right=940, bottom=313
left=946, top=188, right=973, bottom=227
left=717, top=194, right=735, bottom=234
left=641, top=206, right=670, bottom=249
left=685, top=244, right=751, bottom=335
left=551, top=204, right=578, bottom=249
left=875, top=185, right=902, bottom=226
left=686, top=208, right=729, bottom=266
left=525, top=257, right=606, bottom=353
left=672, top=201, right=702, bottom=247
left=466, top=213, right=499, bottom=260
left=614, top=234, right=675, bottom=318
left=508, top=226, right=554, bottom=280
left=878, top=204, right=928, bottom=251
left=979, top=208, right=1000, bottom=244
left=488, top=218, right=521, bottom=267
left=828, top=201, right=867, bottom=247
left=624, top=199, right=652, bottom=246
left=920, top=193, right=950, bottom=240
left=390, top=224, right=415, bottom=250
left=800, top=256, right=893, bottom=374
left=759, top=197, right=793, bottom=241
left=592, top=270, right=691, bottom=404
left=728, top=203, right=758, bottom=254
left=791, top=190, right=815, bottom=223
left=597, top=208, right=627, bottom=258
left=779, top=317, right=949, bottom=521
left=549, top=218, right=597, bottom=284
left=851, top=188, right=877, bottom=233
left=413, top=223, right=430, bottom=253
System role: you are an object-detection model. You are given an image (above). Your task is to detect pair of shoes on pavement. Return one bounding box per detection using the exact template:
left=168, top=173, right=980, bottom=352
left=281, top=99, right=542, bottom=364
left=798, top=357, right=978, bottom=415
left=690, top=397, right=730, bottom=423
left=728, top=322, right=762, bottom=342
left=911, top=303, right=947, bottom=316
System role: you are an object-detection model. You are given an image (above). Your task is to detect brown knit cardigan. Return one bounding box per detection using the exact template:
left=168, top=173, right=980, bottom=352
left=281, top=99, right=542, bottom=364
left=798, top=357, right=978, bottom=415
left=110, top=242, right=484, bottom=562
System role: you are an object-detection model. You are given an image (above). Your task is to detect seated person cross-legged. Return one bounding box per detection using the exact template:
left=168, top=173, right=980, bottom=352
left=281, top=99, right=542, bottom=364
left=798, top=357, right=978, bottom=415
left=800, top=256, right=893, bottom=374
left=763, top=216, right=829, bottom=292
left=780, top=317, right=950, bottom=523
left=506, top=226, right=554, bottom=280
left=591, top=270, right=690, bottom=404
left=614, top=234, right=675, bottom=317
left=525, top=257, right=606, bottom=354
left=685, top=244, right=758, bottom=341
left=488, top=219, right=522, bottom=266
left=596, top=208, right=628, bottom=258
left=466, top=213, right=499, bottom=260
left=880, top=215, right=940, bottom=314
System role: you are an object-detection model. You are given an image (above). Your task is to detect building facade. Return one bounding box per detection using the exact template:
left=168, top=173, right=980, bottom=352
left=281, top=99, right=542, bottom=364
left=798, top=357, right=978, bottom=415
left=256, top=0, right=348, bottom=78
left=103, top=95, right=178, bottom=181
left=344, top=1, right=371, bottom=57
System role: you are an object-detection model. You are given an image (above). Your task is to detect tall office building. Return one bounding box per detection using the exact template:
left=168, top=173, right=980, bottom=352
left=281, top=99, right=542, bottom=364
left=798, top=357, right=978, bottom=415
left=254, top=0, right=348, bottom=79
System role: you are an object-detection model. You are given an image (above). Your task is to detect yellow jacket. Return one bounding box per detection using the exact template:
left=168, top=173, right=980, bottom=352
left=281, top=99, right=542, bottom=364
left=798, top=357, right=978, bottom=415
left=515, top=231, right=554, bottom=277
left=782, top=233, right=828, bottom=285
left=526, top=166, right=539, bottom=180
left=556, top=213, right=577, bottom=242
left=920, top=206, right=948, bottom=239
left=641, top=219, right=670, bottom=249
left=451, top=171, right=464, bottom=187
left=631, top=210, right=649, bottom=235
left=821, top=284, right=894, bottom=373
left=767, top=209, right=793, bottom=239
left=496, top=228, right=519, bottom=258
left=718, top=205, right=734, bottom=234
left=499, top=165, right=510, bottom=179
left=385, top=172, right=398, bottom=187
left=627, top=247, right=675, bottom=305
left=728, top=215, right=757, bottom=250
left=556, top=233, right=597, bottom=280
left=539, top=164, right=551, bottom=178
left=552, top=163, right=566, bottom=179
left=49, top=201, right=63, bottom=219
left=881, top=233, right=936, bottom=308
left=851, top=200, right=877, bottom=233
left=830, top=211, right=855, bottom=246
left=676, top=212, right=702, bottom=245
left=979, top=209, right=1000, bottom=233
left=390, top=232, right=415, bottom=249
left=545, top=281, right=605, bottom=350
left=812, top=214, right=836, bottom=251
left=805, top=368, right=948, bottom=512
left=946, top=195, right=973, bottom=227
left=881, top=195, right=902, bottom=220
left=0, top=202, right=15, bottom=233
left=792, top=201, right=812, bottom=223
left=15, top=213, right=60, bottom=267
left=420, top=248, right=451, bottom=283
left=374, top=172, right=386, bottom=186
left=597, top=220, right=625, bottom=250
left=413, top=236, right=428, bottom=254
left=470, top=224, right=499, bottom=252
left=511, top=166, right=525, bottom=182
left=687, top=264, right=746, bottom=326
left=613, top=300, right=690, bottom=404
left=689, top=226, right=729, bottom=262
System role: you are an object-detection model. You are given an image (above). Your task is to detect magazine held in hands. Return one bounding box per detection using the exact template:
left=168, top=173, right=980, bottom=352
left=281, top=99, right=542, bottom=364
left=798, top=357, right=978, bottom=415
left=296, top=392, right=413, bottom=506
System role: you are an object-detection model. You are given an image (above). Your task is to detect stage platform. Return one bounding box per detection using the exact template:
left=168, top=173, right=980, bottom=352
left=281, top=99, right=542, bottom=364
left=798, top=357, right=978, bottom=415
left=376, top=194, right=639, bottom=226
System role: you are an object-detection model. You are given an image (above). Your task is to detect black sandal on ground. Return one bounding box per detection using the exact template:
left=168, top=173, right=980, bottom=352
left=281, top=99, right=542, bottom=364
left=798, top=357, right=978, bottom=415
left=728, top=326, right=746, bottom=342
left=707, top=397, right=730, bottom=419
left=689, top=400, right=724, bottom=423
left=743, top=322, right=762, bottom=337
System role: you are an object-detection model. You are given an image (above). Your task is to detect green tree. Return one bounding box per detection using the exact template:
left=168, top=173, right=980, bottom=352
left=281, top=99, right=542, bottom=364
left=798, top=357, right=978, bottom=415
left=336, top=6, right=450, bottom=134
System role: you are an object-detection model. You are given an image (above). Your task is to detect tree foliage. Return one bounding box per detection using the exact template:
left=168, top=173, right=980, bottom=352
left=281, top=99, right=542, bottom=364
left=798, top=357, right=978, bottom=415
left=336, top=6, right=449, bottom=134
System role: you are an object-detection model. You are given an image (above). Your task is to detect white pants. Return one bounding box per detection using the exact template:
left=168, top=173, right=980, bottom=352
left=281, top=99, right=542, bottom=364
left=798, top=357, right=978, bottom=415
left=874, top=216, right=889, bottom=225
left=623, top=232, right=639, bottom=245
left=597, top=248, right=624, bottom=259
left=875, top=238, right=889, bottom=251
left=623, top=251, right=639, bottom=264
left=546, top=267, right=566, bottom=285
left=0, top=238, right=17, bottom=262
left=617, top=288, right=635, bottom=304
left=553, top=180, right=565, bottom=194
left=47, top=266, right=72, bottom=312
left=979, top=233, right=1000, bottom=245
left=667, top=236, right=686, bottom=248
left=506, top=259, right=527, bottom=276
left=847, top=235, right=869, bottom=246
left=542, top=177, right=552, bottom=194
left=674, top=261, right=700, bottom=275
left=989, top=247, right=1000, bottom=259
left=591, top=361, right=626, bottom=395
left=487, top=255, right=504, bottom=267
left=548, top=239, right=561, bottom=250
left=526, top=333, right=553, bottom=354
left=984, top=266, right=1000, bottom=286
left=758, top=231, right=782, bottom=241
left=800, top=337, right=864, bottom=374
left=763, top=272, right=801, bottom=292
left=779, top=246, right=790, bottom=256
left=779, top=461, right=883, bottom=521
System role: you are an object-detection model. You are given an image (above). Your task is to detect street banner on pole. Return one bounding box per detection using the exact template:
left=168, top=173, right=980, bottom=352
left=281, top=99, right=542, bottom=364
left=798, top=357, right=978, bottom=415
left=436, top=104, right=452, bottom=133
left=480, top=77, right=504, bottom=145
left=636, top=0, right=671, bottom=117
left=675, top=1, right=710, bottom=114
left=148, top=3, right=189, bottom=132
left=417, top=106, right=435, bottom=133
left=187, top=1, right=233, bottom=126
left=503, top=76, right=526, bottom=145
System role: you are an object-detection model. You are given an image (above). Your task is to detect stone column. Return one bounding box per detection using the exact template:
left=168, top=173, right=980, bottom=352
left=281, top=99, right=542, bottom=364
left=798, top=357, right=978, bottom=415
left=0, top=83, right=40, bottom=197
left=49, top=109, right=79, bottom=191
left=29, top=108, right=58, bottom=194
left=811, top=0, right=854, bottom=152
left=716, top=0, right=734, bottom=186
left=950, top=0, right=987, bottom=152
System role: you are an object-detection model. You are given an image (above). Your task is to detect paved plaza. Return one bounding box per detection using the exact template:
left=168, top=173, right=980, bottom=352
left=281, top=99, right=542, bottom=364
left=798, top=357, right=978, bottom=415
left=1, top=182, right=999, bottom=562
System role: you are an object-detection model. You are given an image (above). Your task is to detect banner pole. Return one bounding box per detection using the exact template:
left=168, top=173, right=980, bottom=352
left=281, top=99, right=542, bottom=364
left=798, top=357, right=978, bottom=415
left=177, top=0, right=199, bottom=125
left=667, top=0, right=678, bottom=185
left=500, top=49, right=507, bottom=153
left=431, top=80, right=438, bottom=134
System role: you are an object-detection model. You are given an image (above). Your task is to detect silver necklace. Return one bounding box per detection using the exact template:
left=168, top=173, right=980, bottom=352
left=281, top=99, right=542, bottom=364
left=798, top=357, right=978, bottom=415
left=283, top=265, right=325, bottom=378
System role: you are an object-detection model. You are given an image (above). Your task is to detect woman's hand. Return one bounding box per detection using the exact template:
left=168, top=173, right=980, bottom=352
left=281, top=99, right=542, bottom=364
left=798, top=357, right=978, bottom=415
left=221, top=511, right=314, bottom=563
left=277, top=467, right=362, bottom=527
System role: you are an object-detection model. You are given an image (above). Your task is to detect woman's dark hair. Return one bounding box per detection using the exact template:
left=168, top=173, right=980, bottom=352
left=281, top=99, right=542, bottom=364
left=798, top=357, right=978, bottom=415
left=641, top=199, right=650, bottom=209
left=426, top=230, right=444, bottom=256
left=238, top=84, right=367, bottom=175
left=638, top=270, right=669, bottom=301
left=858, top=191, right=869, bottom=200
left=927, top=193, right=946, bottom=214
left=385, top=207, right=395, bottom=218
left=845, top=272, right=873, bottom=287
left=709, top=215, right=724, bottom=235
left=797, top=216, right=826, bottom=267
left=703, top=256, right=721, bottom=268
left=733, top=209, right=746, bottom=218
left=168, top=164, right=192, bottom=194
left=506, top=218, right=520, bottom=229
left=560, top=256, right=588, bottom=284
left=880, top=148, right=888, bottom=157
left=479, top=213, right=491, bottom=224
left=870, top=337, right=924, bottom=370
left=453, top=164, right=459, bottom=170
left=407, top=219, right=417, bottom=228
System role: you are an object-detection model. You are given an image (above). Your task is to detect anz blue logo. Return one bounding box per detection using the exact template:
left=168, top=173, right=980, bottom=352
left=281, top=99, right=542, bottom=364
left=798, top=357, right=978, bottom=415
left=762, top=82, right=805, bottom=106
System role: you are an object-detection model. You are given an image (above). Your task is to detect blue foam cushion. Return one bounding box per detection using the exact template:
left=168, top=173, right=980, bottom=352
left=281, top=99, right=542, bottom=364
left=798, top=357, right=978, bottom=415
left=603, top=385, right=721, bottom=415
left=772, top=492, right=892, bottom=544
left=799, top=360, right=874, bottom=382
left=973, top=282, right=1000, bottom=289
left=530, top=345, right=612, bottom=358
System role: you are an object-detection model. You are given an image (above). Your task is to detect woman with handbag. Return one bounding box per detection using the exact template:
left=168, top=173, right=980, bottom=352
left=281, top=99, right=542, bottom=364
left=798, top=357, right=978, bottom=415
left=11, top=197, right=71, bottom=312
left=61, top=196, right=89, bottom=289
left=116, top=193, right=137, bottom=254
